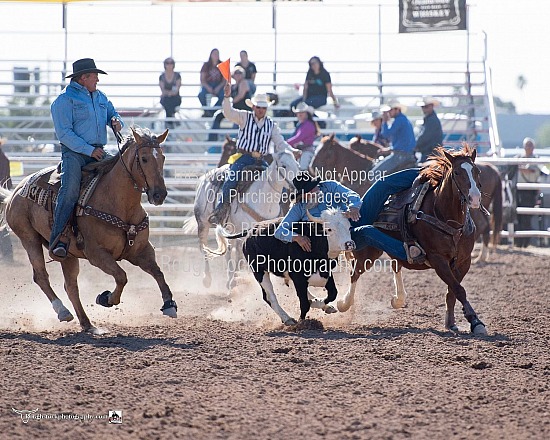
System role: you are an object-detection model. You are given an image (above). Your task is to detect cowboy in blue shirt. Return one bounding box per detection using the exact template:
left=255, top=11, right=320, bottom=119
left=275, top=170, right=425, bottom=264
left=370, top=100, right=417, bottom=176
left=49, top=58, right=124, bottom=258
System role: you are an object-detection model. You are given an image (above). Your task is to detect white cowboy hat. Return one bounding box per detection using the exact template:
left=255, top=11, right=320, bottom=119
left=416, top=96, right=440, bottom=107
left=292, top=102, right=314, bottom=115
left=380, top=99, right=407, bottom=113
left=245, top=93, right=272, bottom=108
left=366, top=111, right=383, bottom=122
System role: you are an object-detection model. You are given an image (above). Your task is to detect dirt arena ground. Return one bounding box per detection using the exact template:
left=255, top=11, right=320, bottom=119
left=1, top=237, right=549, bottom=439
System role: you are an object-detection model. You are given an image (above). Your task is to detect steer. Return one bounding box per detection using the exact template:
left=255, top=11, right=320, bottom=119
left=206, top=208, right=355, bottom=325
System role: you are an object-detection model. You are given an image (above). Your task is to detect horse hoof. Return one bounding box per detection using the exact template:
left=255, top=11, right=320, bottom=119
left=203, top=275, right=212, bottom=288
left=472, top=322, right=488, bottom=336
left=162, top=307, right=178, bottom=318
left=391, top=297, right=405, bottom=309
left=323, top=304, right=338, bottom=314
left=86, top=326, right=109, bottom=336
left=284, top=317, right=298, bottom=326
left=58, top=309, right=74, bottom=322
left=161, top=300, right=177, bottom=318
left=96, top=291, right=113, bottom=308
left=448, top=324, right=459, bottom=333
left=337, top=300, right=351, bottom=313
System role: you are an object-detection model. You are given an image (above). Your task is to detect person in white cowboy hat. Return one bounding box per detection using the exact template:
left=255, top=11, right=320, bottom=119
left=371, top=99, right=417, bottom=175
left=367, top=111, right=390, bottom=148
left=415, top=96, right=443, bottom=162
left=207, top=83, right=298, bottom=225
left=49, top=58, right=124, bottom=258
left=287, top=102, right=320, bottom=170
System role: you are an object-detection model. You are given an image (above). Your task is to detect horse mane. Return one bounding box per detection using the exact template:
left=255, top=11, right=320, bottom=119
left=82, top=126, right=155, bottom=178
left=419, top=144, right=475, bottom=186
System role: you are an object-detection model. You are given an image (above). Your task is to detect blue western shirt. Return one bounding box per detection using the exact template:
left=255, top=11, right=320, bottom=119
left=51, top=81, right=123, bottom=157
left=274, top=181, right=362, bottom=243
left=382, top=112, right=416, bottom=153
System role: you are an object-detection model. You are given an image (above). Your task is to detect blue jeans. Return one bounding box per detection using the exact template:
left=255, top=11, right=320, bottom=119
left=350, top=168, right=420, bottom=260
left=49, top=146, right=96, bottom=247
left=198, top=82, right=225, bottom=109
left=290, top=95, right=327, bottom=111
left=216, top=154, right=268, bottom=208
left=371, top=151, right=417, bottom=177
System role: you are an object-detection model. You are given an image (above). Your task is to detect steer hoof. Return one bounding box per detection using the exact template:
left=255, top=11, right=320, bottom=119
left=323, top=304, right=338, bottom=314
left=284, top=317, right=298, bottom=326
left=96, top=291, right=113, bottom=308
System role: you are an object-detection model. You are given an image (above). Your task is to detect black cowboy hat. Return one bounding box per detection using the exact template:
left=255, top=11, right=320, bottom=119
left=66, top=58, right=107, bottom=78
left=291, top=171, right=321, bottom=199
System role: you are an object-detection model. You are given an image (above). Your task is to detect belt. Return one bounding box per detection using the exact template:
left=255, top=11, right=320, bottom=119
left=237, top=149, right=262, bottom=158
left=91, top=144, right=104, bottom=149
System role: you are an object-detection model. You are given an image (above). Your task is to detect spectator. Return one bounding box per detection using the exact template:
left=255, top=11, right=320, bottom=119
left=0, top=137, right=14, bottom=263
left=208, top=66, right=251, bottom=142
left=287, top=102, right=320, bottom=170
left=198, top=48, right=226, bottom=117
left=368, top=111, right=390, bottom=148
left=289, top=56, right=339, bottom=113
left=235, top=50, right=257, bottom=95
left=159, top=57, right=182, bottom=129
left=515, top=137, right=541, bottom=247
left=371, top=100, right=417, bottom=176
left=415, top=96, right=443, bottom=162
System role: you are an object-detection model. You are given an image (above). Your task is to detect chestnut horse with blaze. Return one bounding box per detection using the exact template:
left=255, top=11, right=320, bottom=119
left=0, top=127, right=177, bottom=334
left=339, top=146, right=488, bottom=335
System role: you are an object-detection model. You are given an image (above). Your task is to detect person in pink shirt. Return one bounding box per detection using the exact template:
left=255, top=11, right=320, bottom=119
left=288, top=102, right=320, bottom=170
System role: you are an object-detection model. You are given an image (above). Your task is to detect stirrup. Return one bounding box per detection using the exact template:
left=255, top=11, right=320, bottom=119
left=51, top=242, right=68, bottom=258
left=404, top=242, right=426, bottom=265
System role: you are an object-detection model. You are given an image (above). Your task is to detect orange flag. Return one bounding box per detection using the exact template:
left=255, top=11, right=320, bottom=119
left=217, top=58, right=231, bottom=84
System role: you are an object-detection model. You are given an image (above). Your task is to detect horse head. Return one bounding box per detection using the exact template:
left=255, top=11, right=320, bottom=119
left=310, top=134, right=338, bottom=175
left=128, top=126, right=169, bottom=206
left=349, top=135, right=382, bottom=159
left=272, top=148, right=300, bottom=190
left=441, top=146, right=481, bottom=209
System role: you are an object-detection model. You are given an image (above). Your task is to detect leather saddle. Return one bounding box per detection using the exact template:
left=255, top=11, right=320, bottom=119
left=206, top=162, right=268, bottom=195
left=374, top=181, right=431, bottom=235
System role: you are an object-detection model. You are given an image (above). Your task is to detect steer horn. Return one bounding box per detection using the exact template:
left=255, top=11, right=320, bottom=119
left=306, top=209, right=324, bottom=224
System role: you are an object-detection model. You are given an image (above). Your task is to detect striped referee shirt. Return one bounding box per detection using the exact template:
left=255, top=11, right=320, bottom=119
left=222, top=97, right=291, bottom=154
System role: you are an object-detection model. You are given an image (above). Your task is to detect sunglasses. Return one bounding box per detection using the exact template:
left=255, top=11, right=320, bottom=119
left=165, top=62, right=175, bottom=65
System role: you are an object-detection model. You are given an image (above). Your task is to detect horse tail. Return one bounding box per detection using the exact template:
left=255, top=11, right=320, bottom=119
left=0, top=187, right=12, bottom=230
left=203, top=225, right=249, bottom=258
left=491, top=179, right=503, bottom=248
left=181, top=216, right=198, bottom=235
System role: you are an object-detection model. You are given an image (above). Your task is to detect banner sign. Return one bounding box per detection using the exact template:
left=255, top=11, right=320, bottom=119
left=399, top=0, right=467, bottom=33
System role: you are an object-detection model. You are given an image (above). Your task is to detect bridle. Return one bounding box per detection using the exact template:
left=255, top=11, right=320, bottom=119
left=449, top=157, right=479, bottom=207
left=117, top=138, right=163, bottom=194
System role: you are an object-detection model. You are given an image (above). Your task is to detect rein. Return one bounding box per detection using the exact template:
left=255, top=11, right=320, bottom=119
left=117, top=137, right=163, bottom=194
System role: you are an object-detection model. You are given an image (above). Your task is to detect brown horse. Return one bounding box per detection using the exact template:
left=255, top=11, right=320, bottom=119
left=470, top=162, right=503, bottom=263
left=217, top=135, right=237, bottom=167
left=310, top=134, right=377, bottom=196
left=349, top=135, right=390, bottom=160
left=338, top=145, right=487, bottom=335
left=0, top=127, right=177, bottom=334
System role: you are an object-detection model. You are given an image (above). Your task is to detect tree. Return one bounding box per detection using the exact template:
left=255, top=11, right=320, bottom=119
left=516, top=75, right=527, bottom=91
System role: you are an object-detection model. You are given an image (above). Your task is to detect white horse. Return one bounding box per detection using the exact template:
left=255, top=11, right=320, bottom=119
left=193, top=149, right=300, bottom=289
